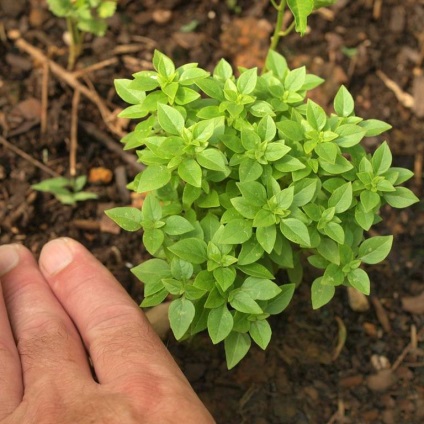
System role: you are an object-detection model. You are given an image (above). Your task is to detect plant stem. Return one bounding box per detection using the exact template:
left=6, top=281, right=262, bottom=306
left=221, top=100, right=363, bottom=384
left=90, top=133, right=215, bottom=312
left=66, top=17, right=83, bottom=70
left=269, top=0, right=286, bottom=53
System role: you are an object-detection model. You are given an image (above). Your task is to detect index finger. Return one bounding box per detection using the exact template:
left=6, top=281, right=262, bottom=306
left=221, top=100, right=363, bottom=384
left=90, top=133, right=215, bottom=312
left=38, top=238, right=189, bottom=388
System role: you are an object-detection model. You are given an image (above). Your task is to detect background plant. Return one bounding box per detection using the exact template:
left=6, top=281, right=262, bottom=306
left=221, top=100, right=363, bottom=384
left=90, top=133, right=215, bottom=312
left=46, top=0, right=117, bottom=69
left=106, top=3, right=419, bottom=369
left=32, top=175, right=97, bottom=205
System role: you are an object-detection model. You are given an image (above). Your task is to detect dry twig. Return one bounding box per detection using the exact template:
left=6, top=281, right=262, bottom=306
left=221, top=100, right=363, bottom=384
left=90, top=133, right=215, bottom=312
left=0, top=135, right=59, bottom=177
left=40, top=61, right=49, bottom=136
left=9, top=30, right=124, bottom=138
left=70, top=89, right=81, bottom=177
left=376, top=70, right=415, bottom=109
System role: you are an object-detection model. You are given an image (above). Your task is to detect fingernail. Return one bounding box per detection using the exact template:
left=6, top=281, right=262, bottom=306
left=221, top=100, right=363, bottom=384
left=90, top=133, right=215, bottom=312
left=41, top=238, right=74, bottom=275
left=0, top=245, right=20, bottom=276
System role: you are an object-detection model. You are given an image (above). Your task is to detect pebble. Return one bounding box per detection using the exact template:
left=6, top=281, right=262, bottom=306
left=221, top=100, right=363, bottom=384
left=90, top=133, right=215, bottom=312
left=347, top=287, right=370, bottom=312
left=371, top=354, right=391, bottom=371
left=401, top=291, right=424, bottom=314
left=152, top=9, right=172, bottom=25
left=366, top=369, right=397, bottom=392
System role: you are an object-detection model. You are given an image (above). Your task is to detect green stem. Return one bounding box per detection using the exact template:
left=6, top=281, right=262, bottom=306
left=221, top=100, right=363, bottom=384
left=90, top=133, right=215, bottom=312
left=279, top=20, right=296, bottom=37
left=269, top=0, right=286, bottom=53
left=66, top=17, right=83, bottom=70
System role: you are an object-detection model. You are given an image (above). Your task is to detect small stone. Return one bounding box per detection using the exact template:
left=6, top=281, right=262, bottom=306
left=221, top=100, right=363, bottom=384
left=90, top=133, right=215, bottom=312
left=145, top=302, right=171, bottom=340
left=152, top=9, right=172, bottom=25
left=371, top=354, right=391, bottom=371
left=401, top=290, right=424, bottom=314
left=339, top=374, right=364, bottom=388
left=347, top=287, right=370, bottom=312
left=362, top=322, right=379, bottom=337
left=88, top=167, right=113, bottom=184
left=366, top=369, right=397, bottom=392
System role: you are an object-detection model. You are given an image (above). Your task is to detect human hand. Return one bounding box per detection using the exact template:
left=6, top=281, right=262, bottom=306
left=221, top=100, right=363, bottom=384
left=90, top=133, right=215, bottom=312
left=0, top=238, right=215, bottom=424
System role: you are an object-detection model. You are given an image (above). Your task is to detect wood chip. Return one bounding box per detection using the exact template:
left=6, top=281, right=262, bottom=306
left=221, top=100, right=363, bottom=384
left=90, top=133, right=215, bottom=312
left=366, top=369, right=397, bottom=392
left=401, top=291, right=424, bottom=314
left=412, top=75, right=424, bottom=118
left=347, top=287, right=370, bottom=312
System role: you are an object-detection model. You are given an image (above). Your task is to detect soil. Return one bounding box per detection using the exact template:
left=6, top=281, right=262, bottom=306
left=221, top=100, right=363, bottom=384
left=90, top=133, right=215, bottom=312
left=1, top=1, right=424, bottom=423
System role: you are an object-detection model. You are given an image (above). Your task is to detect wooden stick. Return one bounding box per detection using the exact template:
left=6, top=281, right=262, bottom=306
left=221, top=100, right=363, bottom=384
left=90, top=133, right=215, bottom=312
left=72, top=57, right=118, bottom=79
left=40, top=61, right=49, bottom=136
left=70, top=89, right=80, bottom=177
left=9, top=30, right=124, bottom=138
left=0, top=135, right=60, bottom=177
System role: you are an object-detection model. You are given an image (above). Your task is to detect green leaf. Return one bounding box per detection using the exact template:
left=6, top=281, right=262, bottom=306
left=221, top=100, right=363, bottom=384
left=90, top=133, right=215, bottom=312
left=207, top=304, right=234, bottom=344
left=372, top=142, right=392, bottom=175
left=323, top=222, right=345, bottom=244
left=237, top=263, right=274, bottom=279
left=287, top=0, right=314, bottom=35
left=237, top=68, right=258, bottom=95
left=328, top=182, right=352, bottom=213
left=114, top=79, right=145, bottom=104
left=311, top=277, right=335, bottom=309
left=238, top=239, right=264, bottom=265
left=359, top=236, right=393, bottom=264
left=285, top=66, right=306, bottom=92
left=171, top=258, right=193, bottom=280
left=153, top=50, right=175, bottom=78
left=280, top=218, right=311, bottom=246
left=239, top=158, right=263, bottom=182
left=169, top=298, right=195, bottom=340
left=213, top=58, right=233, bottom=80
left=359, top=119, right=392, bottom=136
left=175, top=86, right=200, bottom=105
left=276, top=120, right=303, bottom=142
left=225, top=332, right=251, bottom=369
left=265, top=50, right=288, bottom=80
left=214, top=219, right=252, bottom=244
left=237, top=181, right=267, bottom=206
left=168, top=238, right=207, bottom=264
left=347, top=268, right=370, bottom=295
left=335, top=124, right=366, bottom=148
left=141, top=288, right=168, bottom=307
left=230, top=290, right=263, bottom=314
left=130, top=71, right=160, bottom=91
left=384, top=187, right=419, bottom=208
left=131, top=259, right=171, bottom=284
left=250, top=320, right=272, bottom=350
left=321, top=263, right=345, bottom=286
left=355, top=203, right=375, bottom=231
left=242, top=277, right=281, bottom=300
left=265, top=143, right=291, bottom=162
left=157, top=104, right=184, bottom=135
left=196, top=149, right=228, bottom=172
left=257, top=115, right=276, bottom=142
left=253, top=209, right=276, bottom=228
left=196, top=78, right=225, bottom=101
left=142, top=194, right=162, bottom=221
left=264, top=284, right=295, bottom=314
left=164, top=216, right=194, bottom=235
left=131, top=166, right=171, bottom=192
left=213, top=267, right=236, bottom=291
left=256, top=224, right=277, bottom=253
left=143, top=228, right=164, bottom=255
left=334, top=85, right=354, bottom=117
left=178, top=159, right=202, bottom=187
left=105, top=207, right=143, bottom=231
left=179, top=67, right=210, bottom=85
left=306, top=100, right=327, bottom=131
left=315, top=142, right=338, bottom=163
left=360, top=190, right=381, bottom=213
left=292, top=178, right=318, bottom=207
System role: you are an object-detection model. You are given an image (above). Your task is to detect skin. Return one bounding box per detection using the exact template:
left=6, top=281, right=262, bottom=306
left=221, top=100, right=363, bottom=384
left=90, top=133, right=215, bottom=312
left=0, top=238, right=215, bottom=424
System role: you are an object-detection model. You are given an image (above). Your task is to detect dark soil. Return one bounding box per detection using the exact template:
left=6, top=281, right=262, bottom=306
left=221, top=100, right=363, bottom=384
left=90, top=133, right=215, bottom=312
left=1, top=1, right=424, bottom=423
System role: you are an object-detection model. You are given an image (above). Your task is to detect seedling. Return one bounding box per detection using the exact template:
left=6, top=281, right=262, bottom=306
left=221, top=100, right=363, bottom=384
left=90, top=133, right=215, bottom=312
left=46, top=0, right=117, bottom=69
left=32, top=175, right=97, bottom=205
left=107, top=1, right=419, bottom=368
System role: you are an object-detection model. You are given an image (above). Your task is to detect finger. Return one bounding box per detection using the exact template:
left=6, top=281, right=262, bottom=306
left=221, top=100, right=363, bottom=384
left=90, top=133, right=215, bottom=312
left=0, top=244, right=93, bottom=391
left=0, top=246, right=22, bottom=419
left=39, top=238, right=190, bottom=387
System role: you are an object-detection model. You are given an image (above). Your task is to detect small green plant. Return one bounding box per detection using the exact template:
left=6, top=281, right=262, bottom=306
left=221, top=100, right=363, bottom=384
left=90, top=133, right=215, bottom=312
left=106, top=1, right=419, bottom=369
left=47, top=0, right=117, bottom=69
left=32, top=175, right=97, bottom=205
